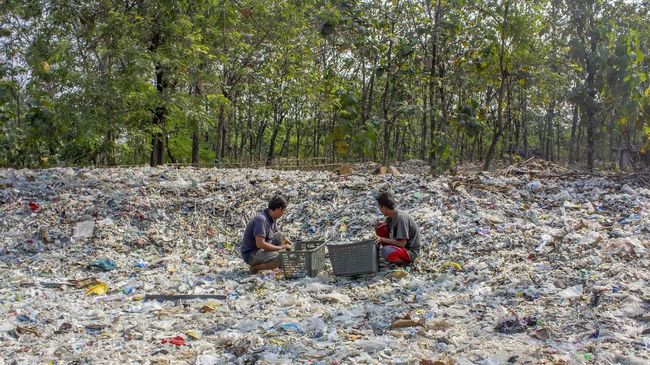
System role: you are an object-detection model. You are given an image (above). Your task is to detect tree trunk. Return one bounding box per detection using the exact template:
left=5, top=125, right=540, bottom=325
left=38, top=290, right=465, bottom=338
left=555, top=116, right=562, bottom=162
left=586, top=116, right=595, bottom=171
left=380, top=14, right=397, bottom=167
left=279, top=121, right=293, bottom=158
left=505, top=78, right=513, bottom=161
left=523, top=92, right=528, bottom=158
left=382, top=119, right=391, bottom=166
left=256, top=119, right=268, bottom=161
left=104, top=127, right=116, bottom=166
left=330, top=111, right=336, bottom=163
left=576, top=122, right=583, bottom=163
left=608, top=115, right=615, bottom=163
left=428, top=0, right=441, bottom=167
left=191, top=83, right=202, bottom=165
left=266, top=109, right=284, bottom=165
left=438, top=62, right=448, bottom=134
left=568, top=104, right=578, bottom=165
left=150, top=104, right=166, bottom=166
left=166, top=135, right=176, bottom=163
left=191, top=125, right=200, bottom=164
left=556, top=118, right=561, bottom=163
left=295, top=126, right=301, bottom=160
left=514, top=115, right=521, bottom=157
left=484, top=127, right=503, bottom=171
left=314, top=112, right=321, bottom=158
left=217, top=101, right=226, bottom=161
left=544, top=101, right=556, bottom=161
left=585, top=2, right=599, bottom=172
left=149, top=24, right=167, bottom=167
left=483, top=1, right=509, bottom=171
left=421, top=85, right=428, bottom=160
left=247, top=99, right=254, bottom=161
left=393, top=125, right=401, bottom=162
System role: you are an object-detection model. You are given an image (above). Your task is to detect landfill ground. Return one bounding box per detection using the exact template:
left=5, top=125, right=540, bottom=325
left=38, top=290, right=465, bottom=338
left=0, top=160, right=648, bottom=365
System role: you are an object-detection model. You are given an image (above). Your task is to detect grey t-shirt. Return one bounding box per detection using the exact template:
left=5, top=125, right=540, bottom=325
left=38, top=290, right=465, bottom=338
left=240, top=209, right=277, bottom=263
left=387, top=209, right=421, bottom=260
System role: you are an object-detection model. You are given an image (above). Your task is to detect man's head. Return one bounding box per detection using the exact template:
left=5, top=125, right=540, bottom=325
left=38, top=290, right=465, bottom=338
left=375, top=190, right=396, bottom=216
left=268, top=194, right=288, bottom=219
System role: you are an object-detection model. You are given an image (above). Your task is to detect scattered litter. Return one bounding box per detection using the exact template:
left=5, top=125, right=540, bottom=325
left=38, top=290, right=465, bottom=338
left=185, top=330, right=202, bottom=340
left=144, top=294, right=227, bottom=302
left=389, top=318, right=425, bottom=329
left=28, top=201, right=39, bottom=212
left=495, top=317, right=526, bottom=334
left=0, top=162, right=648, bottom=363
left=278, top=322, right=302, bottom=332
left=439, top=261, right=463, bottom=272
left=84, top=282, right=108, bottom=295
left=526, top=180, right=543, bottom=192
left=160, top=336, right=186, bottom=346
left=87, top=258, right=116, bottom=271
left=557, top=285, right=584, bottom=299
left=72, top=220, right=95, bottom=240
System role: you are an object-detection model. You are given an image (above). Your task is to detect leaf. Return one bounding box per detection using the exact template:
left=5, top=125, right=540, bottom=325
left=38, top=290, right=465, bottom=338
left=635, top=50, right=645, bottom=64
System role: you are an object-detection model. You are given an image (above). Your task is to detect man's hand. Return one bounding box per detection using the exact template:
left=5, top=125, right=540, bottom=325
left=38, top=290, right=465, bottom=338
left=374, top=235, right=384, bottom=245
left=281, top=238, right=293, bottom=251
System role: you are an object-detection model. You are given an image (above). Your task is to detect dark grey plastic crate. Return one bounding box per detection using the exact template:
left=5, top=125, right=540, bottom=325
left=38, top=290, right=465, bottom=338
left=327, top=240, right=379, bottom=276
left=280, top=240, right=326, bottom=279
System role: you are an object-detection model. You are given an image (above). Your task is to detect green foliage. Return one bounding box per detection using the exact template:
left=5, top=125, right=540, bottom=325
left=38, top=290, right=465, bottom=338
left=456, top=98, right=484, bottom=139
left=0, top=0, right=647, bottom=169
left=430, top=131, right=454, bottom=175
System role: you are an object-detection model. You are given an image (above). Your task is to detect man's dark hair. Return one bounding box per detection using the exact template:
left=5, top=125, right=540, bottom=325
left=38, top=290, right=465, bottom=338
left=375, top=190, right=396, bottom=210
left=268, top=195, right=288, bottom=210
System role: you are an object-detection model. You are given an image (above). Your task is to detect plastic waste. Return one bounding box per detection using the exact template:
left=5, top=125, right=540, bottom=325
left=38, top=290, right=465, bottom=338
left=185, top=330, right=202, bottom=340
left=160, top=336, right=186, bottom=346
left=278, top=322, right=301, bottom=332
left=85, top=282, right=108, bottom=295
left=495, top=317, right=525, bottom=334
left=526, top=180, right=543, bottom=192
left=1, top=161, right=647, bottom=363
left=87, top=258, right=117, bottom=271
left=72, top=220, right=95, bottom=240
left=557, top=285, right=583, bottom=299
left=28, top=201, right=40, bottom=212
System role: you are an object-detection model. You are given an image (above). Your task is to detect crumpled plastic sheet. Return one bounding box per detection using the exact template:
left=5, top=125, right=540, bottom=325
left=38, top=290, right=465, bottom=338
left=0, top=164, right=648, bottom=364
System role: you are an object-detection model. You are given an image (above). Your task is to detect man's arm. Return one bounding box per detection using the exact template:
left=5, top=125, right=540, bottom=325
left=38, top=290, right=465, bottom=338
left=376, top=237, right=407, bottom=247
left=255, top=235, right=287, bottom=251
left=375, top=214, right=409, bottom=247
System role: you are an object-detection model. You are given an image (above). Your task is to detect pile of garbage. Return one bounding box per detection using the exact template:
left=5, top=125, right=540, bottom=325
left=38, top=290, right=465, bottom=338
left=0, top=163, right=648, bottom=364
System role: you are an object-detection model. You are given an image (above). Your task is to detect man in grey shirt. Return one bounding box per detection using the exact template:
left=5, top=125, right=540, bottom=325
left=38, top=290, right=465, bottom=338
left=240, top=195, right=293, bottom=274
left=374, top=190, right=421, bottom=265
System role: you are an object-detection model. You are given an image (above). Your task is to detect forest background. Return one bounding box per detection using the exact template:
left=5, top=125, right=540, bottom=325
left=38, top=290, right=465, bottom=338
left=1, top=0, right=649, bottom=172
